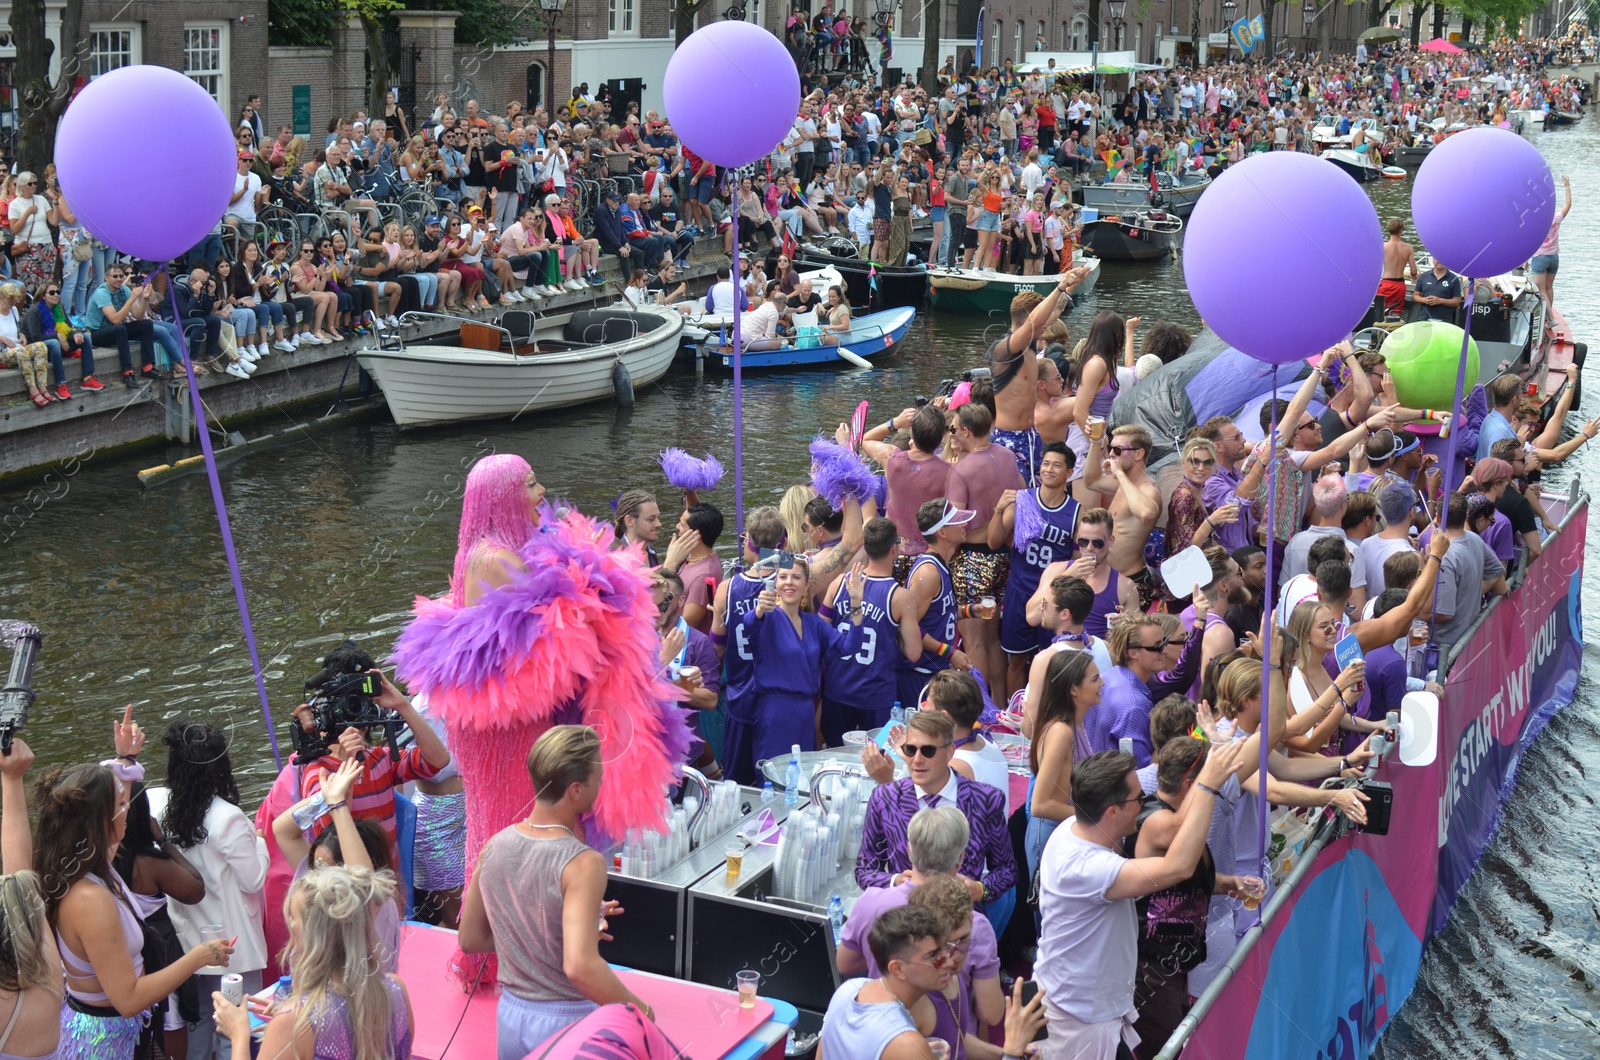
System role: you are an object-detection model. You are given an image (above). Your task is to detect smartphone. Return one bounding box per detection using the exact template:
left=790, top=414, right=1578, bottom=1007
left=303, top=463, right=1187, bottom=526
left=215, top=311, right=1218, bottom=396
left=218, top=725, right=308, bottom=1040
left=1017, top=980, right=1048, bottom=1041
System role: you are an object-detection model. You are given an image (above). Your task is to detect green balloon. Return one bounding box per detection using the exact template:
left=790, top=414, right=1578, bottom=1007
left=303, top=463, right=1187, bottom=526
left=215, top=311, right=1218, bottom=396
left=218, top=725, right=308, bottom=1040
left=1383, top=320, right=1479, bottom=411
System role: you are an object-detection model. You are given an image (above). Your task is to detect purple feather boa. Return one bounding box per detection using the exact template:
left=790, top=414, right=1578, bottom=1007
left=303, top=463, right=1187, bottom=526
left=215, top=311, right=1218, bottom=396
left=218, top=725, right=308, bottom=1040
left=658, top=449, right=725, bottom=492
left=1012, top=488, right=1045, bottom=549
left=809, top=437, right=879, bottom=507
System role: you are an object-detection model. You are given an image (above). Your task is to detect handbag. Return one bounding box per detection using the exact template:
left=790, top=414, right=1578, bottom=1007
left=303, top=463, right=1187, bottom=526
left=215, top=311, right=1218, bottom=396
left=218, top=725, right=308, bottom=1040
left=71, top=233, right=94, bottom=262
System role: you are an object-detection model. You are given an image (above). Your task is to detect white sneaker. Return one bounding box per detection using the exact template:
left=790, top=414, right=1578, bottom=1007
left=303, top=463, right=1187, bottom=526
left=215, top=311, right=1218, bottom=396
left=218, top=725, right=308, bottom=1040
left=225, top=361, right=251, bottom=379
left=521, top=289, right=543, bottom=302
left=241, top=357, right=259, bottom=373
left=544, top=285, right=562, bottom=295
left=303, top=333, right=324, bottom=345
left=274, top=339, right=295, bottom=353
left=385, top=315, right=400, bottom=328
left=565, top=278, right=586, bottom=291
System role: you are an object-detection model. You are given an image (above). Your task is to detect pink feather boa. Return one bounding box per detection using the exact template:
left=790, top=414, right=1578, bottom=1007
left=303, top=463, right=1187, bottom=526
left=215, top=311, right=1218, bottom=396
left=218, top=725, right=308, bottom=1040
left=392, top=509, right=690, bottom=881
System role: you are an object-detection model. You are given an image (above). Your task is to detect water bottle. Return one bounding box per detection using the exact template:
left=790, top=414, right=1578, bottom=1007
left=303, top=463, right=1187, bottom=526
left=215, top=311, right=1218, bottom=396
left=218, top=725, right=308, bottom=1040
left=784, top=744, right=801, bottom=806
left=272, top=974, right=292, bottom=1014
left=890, top=701, right=904, bottom=727
left=291, top=793, right=328, bottom=831
left=761, top=779, right=775, bottom=807
left=1118, top=737, right=1134, bottom=756
left=827, top=895, right=845, bottom=946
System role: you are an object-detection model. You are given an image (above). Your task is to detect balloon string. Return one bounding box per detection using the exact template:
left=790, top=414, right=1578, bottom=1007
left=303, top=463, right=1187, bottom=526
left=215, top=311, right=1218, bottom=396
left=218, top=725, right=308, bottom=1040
left=1255, top=362, right=1279, bottom=916
left=1424, top=281, right=1478, bottom=651
left=164, top=270, right=284, bottom=769
left=732, top=203, right=745, bottom=559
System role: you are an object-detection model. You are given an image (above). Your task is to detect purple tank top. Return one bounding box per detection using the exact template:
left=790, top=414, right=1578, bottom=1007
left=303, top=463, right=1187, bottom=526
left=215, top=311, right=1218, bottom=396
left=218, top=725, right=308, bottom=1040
left=1083, top=568, right=1122, bottom=639
left=885, top=449, right=951, bottom=556
left=308, top=976, right=413, bottom=1060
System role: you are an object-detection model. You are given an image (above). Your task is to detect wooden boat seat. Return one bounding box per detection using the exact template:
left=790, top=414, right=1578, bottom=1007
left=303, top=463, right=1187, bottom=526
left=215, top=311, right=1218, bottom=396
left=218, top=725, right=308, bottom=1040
left=459, top=322, right=505, bottom=351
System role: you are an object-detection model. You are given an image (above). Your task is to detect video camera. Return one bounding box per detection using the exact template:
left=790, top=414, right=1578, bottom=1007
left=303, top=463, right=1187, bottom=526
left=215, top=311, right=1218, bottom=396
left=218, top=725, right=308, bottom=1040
left=292, top=640, right=405, bottom=765
left=0, top=622, right=41, bottom=754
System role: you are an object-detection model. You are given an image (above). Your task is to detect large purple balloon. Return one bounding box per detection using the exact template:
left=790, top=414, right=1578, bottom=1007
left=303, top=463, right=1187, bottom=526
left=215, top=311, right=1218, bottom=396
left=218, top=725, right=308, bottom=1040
left=1411, top=126, right=1554, bottom=277
left=1184, top=152, right=1381, bottom=365
left=663, top=22, right=801, bottom=169
left=56, top=66, right=235, bottom=262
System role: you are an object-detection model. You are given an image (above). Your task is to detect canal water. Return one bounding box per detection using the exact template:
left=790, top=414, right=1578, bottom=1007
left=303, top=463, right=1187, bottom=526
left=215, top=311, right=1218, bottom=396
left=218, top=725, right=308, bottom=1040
left=2, top=123, right=1596, bottom=1056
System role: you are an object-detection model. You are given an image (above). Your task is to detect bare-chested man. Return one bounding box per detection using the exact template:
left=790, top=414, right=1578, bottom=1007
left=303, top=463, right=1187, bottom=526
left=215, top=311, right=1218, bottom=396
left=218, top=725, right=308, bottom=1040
left=988, top=267, right=1092, bottom=487
left=1083, top=423, right=1164, bottom=613
left=947, top=402, right=1025, bottom=699
left=1377, top=218, right=1417, bottom=318
left=1033, top=352, right=1074, bottom=445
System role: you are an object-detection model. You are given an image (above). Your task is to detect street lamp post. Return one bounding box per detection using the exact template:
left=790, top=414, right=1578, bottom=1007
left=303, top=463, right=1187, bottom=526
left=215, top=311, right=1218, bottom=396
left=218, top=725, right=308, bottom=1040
left=1220, top=0, right=1237, bottom=63
left=539, top=0, right=567, bottom=113
left=1302, top=0, right=1316, bottom=49
left=1108, top=0, right=1127, bottom=52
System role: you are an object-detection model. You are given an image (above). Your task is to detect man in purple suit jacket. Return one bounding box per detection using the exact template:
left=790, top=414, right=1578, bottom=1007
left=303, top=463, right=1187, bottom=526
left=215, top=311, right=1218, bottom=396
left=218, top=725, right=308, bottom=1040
left=857, top=710, right=1017, bottom=934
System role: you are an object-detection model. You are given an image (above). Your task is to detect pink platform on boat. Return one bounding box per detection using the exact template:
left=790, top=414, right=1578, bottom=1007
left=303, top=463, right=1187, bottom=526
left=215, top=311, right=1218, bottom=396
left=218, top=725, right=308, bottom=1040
left=398, top=922, right=782, bottom=1060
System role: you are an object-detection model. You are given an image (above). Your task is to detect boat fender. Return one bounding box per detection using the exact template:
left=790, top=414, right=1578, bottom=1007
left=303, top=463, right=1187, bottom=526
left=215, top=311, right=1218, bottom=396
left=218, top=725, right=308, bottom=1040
left=612, top=359, right=635, bottom=406
left=837, top=347, right=874, bottom=369
left=1571, top=341, right=1587, bottom=407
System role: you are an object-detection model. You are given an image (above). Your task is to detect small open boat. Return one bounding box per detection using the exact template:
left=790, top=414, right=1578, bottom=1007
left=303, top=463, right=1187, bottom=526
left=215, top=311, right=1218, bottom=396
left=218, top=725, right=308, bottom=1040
left=674, top=266, right=845, bottom=345
left=928, top=257, right=1101, bottom=316
left=786, top=239, right=929, bottom=308
left=1391, top=143, right=1433, bottom=168
left=1543, top=110, right=1582, bottom=128
left=1076, top=169, right=1211, bottom=218
left=1079, top=210, right=1183, bottom=263
left=357, top=307, right=682, bottom=427
left=706, top=306, right=915, bottom=371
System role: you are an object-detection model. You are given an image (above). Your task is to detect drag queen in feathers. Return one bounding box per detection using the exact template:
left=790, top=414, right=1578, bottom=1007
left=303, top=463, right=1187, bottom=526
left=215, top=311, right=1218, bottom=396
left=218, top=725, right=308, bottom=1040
left=393, top=453, right=691, bottom=985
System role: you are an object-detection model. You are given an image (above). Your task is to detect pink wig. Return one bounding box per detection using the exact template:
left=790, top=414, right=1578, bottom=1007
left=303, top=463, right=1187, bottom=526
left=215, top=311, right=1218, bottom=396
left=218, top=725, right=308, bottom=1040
left=451, top=454, right=537, bottom=606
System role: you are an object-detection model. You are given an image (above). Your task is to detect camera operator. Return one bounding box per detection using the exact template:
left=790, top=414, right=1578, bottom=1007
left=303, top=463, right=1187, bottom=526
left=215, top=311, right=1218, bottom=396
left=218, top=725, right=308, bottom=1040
left=291, top=643, right=450, bottom=854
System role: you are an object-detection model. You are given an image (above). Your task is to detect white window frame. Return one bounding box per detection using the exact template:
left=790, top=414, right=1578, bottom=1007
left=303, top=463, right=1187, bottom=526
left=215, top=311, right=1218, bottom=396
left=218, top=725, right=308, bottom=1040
left=609, top=0, right=639, bottom=37
left=1014, top=22, right=1022, bottom=61
left=182, top=22, right=230, bottom=108
left=1070, top=16, right=1087, bottom=51
left=88, top=23, right=141, bottom=79
left=991, top=20, right=1001, bottom=67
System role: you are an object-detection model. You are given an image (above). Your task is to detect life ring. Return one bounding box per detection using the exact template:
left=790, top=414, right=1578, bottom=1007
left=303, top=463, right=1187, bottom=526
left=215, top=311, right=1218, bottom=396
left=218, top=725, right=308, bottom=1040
left=1381, top=166, right=1407, bottom=179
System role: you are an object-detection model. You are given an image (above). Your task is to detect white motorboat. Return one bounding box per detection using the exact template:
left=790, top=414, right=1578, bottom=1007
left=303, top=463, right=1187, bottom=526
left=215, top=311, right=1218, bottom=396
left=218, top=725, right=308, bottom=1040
left=1311, top=117, right=1387, bottom=151
left=1321, top=147, right=1386, bottom=183
left=357, top=307, right=683, bottom=427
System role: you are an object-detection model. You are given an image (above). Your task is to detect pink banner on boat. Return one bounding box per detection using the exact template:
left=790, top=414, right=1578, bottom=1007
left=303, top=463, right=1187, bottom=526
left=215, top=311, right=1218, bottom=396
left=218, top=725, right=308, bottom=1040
left=1181, top=502, right=1587, bottom=1059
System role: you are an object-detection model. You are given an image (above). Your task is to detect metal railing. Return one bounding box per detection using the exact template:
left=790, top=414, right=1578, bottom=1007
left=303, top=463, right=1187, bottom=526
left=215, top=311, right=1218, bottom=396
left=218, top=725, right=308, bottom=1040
left=1154, top=477, right=1588, bottom=1060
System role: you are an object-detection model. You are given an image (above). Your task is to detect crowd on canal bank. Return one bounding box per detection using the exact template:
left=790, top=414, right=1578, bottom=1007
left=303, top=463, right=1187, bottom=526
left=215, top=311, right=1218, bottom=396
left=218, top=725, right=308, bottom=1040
left=4, top=35, right=1594, bottom=408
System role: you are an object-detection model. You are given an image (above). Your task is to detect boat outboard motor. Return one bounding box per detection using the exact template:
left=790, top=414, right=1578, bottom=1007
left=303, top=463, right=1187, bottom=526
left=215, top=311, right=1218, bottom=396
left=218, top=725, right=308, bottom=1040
left=612, top=359, right=635, bottom=406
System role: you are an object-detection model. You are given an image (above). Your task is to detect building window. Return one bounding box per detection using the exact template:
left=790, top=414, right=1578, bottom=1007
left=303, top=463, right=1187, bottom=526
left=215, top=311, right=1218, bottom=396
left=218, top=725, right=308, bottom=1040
left=992, top=20, right=1002, bottom=66
left=609, top=0, right=637, bottom=35
left=89, top=27, right=135, bottom=77
left=1070, top=15, right=1086, bottom=50
left=1036, top=20, right=1047, bottom=49
left=1014, top=22, right=1022, bottom=60
left=1135, top=23, right=1142, bottom=57
left=183, top=25, right=226, bottom=103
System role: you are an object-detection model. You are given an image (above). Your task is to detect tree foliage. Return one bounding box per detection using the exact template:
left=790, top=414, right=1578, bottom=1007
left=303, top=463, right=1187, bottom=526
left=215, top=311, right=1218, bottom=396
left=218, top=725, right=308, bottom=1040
left=268, top=0, right=536, bottom=48
left=8, top=0, right=84, bottom=176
